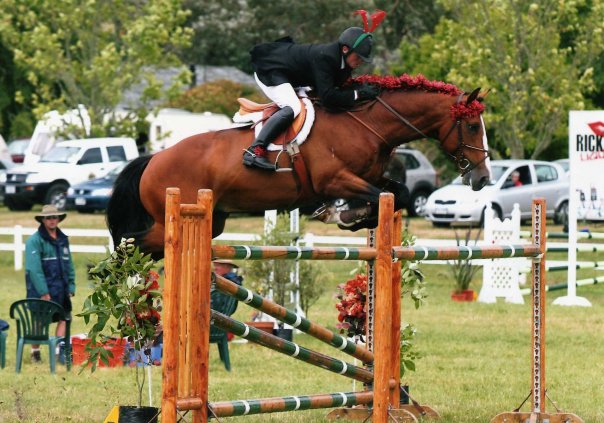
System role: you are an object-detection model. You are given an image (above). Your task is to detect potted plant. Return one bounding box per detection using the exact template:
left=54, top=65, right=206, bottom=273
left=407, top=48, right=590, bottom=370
left=335, top=272, right=422, bottom=401
left=78, top=239, right=162, bottom=422
left=448, top=226, right=481, bottom=301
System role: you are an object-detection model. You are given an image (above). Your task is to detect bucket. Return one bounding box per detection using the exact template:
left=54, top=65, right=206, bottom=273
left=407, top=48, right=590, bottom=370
left=118, top=405, right=159, bottom=423
left=72, top=338, right=126, bottom=367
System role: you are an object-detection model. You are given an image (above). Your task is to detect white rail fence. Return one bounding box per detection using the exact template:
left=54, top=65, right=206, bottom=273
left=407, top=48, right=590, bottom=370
left=2, top=226, right=602, bottom=272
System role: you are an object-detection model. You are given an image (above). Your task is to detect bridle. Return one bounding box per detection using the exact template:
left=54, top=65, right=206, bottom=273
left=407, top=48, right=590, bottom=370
left=372, top=94, right=490, bottom=176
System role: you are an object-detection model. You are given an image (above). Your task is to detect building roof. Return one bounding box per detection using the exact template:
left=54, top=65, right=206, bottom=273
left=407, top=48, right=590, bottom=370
left=118, top=65, right=256, bottom=110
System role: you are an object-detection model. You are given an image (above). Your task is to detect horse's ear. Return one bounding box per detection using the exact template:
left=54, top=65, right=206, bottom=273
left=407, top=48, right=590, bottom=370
left=477, top=88, right=491, bottom=103
left=466, top=87, right=481, bottom=104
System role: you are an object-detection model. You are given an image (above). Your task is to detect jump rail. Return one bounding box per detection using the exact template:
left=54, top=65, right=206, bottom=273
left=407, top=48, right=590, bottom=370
left=160, top=190, right=581, bottom=423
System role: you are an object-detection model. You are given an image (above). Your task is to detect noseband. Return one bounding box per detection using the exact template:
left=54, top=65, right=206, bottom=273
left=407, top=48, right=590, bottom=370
left=375, top=95, right=489, bottom=176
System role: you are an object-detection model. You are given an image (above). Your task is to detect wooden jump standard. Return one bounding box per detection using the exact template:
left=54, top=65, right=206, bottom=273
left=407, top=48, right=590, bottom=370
left=161, top=190, right=581, bottom=422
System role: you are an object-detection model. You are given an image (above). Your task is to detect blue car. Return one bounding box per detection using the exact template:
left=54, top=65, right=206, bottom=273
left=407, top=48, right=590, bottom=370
left=66, top=162, right=126, bottom=213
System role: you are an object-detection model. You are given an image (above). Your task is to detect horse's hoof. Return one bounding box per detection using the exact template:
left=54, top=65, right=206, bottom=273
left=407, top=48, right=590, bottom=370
left=338, top=218, right=379, bottom=232
left=312, top=205, right=340, bottom=223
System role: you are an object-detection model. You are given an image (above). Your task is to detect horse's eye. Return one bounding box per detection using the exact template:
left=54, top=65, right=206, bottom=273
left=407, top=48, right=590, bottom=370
left=467, top=123, right=480, bottom=133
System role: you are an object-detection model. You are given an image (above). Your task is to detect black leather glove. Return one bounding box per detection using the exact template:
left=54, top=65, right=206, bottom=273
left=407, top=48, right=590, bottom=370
left=356, top=84, right=379, bottom=101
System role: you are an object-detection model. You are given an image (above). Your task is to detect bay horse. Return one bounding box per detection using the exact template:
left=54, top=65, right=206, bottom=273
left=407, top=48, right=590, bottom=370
left=108, top=74, right=491, bottom=257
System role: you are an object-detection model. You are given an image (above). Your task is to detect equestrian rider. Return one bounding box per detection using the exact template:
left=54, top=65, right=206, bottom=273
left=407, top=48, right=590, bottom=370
left=243, top=10, right=386, bottom=171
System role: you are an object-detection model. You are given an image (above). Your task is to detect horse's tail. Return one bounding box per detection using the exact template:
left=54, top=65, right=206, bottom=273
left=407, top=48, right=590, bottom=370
left=107, top=155, right=154, bottom=249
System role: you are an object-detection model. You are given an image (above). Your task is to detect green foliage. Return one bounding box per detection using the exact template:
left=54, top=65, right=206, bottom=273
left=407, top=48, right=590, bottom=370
left=245, top=213, right=330, bottom=316
left=399, top=323, right=423, bottom=378
left=181, top=0, right=367, bottom=72
left=0, top=0, right=192, bottom=139
left=298, top=260, right=329, bottom=318
left=78, top=239, right=161, bottom=407
left=401, top=227, right=427, bottom=308
left=168, top=79, right=267, bottom=117
left=394, top=1, right=604, bottom=160
left=447, top=226, right=482, bottom=293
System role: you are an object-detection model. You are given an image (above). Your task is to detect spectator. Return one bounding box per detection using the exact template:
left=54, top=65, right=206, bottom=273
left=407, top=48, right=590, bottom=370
left=25, top=205, right=75, bottom=363
left=511, top=170, right=523, bottom=187
left=213, top=259, right=243, bottom=286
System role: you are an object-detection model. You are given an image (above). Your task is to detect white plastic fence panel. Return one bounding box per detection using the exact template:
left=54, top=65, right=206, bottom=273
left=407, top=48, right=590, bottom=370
left=479, top=203, right=525, bottom=304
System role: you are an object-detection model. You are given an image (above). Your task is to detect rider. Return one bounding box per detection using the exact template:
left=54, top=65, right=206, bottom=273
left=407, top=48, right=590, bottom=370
left=242, top=10, right=386, bottom=171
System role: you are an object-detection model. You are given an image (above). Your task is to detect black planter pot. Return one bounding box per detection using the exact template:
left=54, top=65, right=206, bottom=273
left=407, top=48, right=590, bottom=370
left=399, top=385, right=410, bottom=405
left=118, top=406, right=159, bottom=423
left=273, top=327, right=293, bottom=341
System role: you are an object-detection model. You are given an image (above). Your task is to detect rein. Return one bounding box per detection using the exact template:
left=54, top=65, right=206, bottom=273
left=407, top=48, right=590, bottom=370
left=351, top=95, right=489, bottom=176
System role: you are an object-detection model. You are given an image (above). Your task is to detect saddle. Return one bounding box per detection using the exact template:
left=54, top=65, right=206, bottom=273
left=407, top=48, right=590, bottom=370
left=233, top=96, right=316, bottom=199
left=233, top=97, right=314, bottom=150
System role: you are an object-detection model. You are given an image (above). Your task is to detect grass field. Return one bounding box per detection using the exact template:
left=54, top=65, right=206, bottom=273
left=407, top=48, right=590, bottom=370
left=0, top=206, right=603, bottom=422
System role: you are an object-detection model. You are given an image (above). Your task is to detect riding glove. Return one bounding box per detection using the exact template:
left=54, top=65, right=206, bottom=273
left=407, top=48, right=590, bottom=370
left=356, top=84, right=380, bottom=101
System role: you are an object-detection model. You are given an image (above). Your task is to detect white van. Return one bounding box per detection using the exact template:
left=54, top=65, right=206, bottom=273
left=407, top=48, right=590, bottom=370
left=1, top=137, right=138, bottom=210
left=149, top=108, right=233, bottom=152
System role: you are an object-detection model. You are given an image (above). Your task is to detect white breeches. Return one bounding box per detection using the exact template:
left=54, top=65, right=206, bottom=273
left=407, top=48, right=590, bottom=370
left=254, top=73, right=302, bottom=118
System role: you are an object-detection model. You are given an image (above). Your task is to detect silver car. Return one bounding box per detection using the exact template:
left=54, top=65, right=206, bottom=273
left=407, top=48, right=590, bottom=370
left=385, top=148, right=439, bottom=216
left=424, top=160, right=569, bottom=226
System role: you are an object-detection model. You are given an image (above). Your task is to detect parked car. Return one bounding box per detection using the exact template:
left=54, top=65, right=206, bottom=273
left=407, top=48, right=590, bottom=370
left=424, top=160, right=569, bottom=226
left=554, top=158, right=569, bottom=176
left=1, top=137, right=138, bottom=211
left=0, top=159, right=16, bottom=203
left=7, top=139, right=30, bottom=163
left=391, top=147, right=439, bottom=216
left=66, top=162, right=126, bottom=213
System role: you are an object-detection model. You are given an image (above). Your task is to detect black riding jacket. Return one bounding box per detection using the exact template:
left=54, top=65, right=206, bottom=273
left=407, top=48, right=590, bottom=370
left=250, top=38, right=356, bottom=109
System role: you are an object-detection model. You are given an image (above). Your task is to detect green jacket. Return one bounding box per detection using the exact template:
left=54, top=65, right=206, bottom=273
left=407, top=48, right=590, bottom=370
left=25, top=226, right=76, bottom=300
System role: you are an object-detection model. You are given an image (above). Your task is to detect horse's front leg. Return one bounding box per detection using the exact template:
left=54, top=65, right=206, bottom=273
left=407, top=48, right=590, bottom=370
left=312, top=171, right=383, bottom=227
left=377, top=177, right=410, bottom=211
left=313, top=173, right=411, bottom=229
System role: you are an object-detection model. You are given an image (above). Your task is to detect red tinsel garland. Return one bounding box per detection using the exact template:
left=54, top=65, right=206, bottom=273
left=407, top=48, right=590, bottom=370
left=349, top=74, right=485, bottom=119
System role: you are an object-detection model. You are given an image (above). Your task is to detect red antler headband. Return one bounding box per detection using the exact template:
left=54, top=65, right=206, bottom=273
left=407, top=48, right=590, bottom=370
left=353, top=9, right=387, bottom=33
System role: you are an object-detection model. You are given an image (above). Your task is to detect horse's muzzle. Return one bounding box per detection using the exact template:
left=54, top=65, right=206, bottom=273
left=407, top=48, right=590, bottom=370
left=463, top=171, right=490, bottom=191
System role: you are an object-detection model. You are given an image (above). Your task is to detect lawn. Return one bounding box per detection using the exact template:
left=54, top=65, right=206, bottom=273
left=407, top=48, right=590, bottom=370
left=0, top=206, right=603, bottom=422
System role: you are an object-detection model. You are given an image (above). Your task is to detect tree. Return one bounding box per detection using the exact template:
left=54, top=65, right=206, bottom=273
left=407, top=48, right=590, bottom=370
left=394, top=1, right=604, bottom=159
left=0, top=41, right=36, bottom=139
left=181, top=0, right=405, bottom=73
left=0, top=0, right=192, bottom=139
left=168, top=80, right=266, bottom=117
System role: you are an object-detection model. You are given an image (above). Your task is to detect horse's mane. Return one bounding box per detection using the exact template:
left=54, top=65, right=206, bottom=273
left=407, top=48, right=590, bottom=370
left=350, top=73, right=485, bottom=119
left=351, top=73, right=463, bottom=96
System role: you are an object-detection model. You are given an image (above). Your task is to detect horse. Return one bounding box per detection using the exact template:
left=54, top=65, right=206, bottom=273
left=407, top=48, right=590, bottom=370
left=108, top=74, right=491, bottom=257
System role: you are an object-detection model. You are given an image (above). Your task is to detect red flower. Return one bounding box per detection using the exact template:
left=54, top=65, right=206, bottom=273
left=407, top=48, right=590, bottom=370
left=335, top=274, right=368, bottom=340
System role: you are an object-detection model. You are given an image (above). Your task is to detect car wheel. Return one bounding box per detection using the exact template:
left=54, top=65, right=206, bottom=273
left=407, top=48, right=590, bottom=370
left=408, top=190, right=429, bottom=217
left=45, top=183, right=69, bottom=211
left=5, top=196, right=33, bottom=211
left=554, top=201, right=568, bottom=225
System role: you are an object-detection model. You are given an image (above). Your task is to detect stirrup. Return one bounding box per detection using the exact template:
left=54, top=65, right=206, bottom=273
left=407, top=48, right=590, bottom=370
left=275, top=150, right=292, bottom=173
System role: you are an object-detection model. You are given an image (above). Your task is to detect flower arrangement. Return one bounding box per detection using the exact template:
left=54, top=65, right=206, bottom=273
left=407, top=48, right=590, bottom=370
left=78, top=238, right=162, bottom=407
left=335, top=273, right=368, bottom=340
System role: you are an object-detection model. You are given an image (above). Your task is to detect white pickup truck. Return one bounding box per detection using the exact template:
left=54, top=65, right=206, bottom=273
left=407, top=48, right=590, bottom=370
left=1, top=137, right=138, bottom=211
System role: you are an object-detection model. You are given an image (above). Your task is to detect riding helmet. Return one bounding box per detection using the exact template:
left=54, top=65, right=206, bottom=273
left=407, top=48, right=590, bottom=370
left=338, top=27, right=373, bottom=63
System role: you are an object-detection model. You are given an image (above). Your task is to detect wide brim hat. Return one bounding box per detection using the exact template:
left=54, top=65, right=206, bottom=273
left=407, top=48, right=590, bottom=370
left=35, top=205, right=67, bottom=223
left=212, top=259, right=239, bottom=269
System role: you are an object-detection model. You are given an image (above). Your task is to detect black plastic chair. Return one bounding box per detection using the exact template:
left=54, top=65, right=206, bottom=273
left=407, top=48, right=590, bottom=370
left=0, top=323, right=7, bottom=369
left=209, top=290, right=239, bottom=371
left=9, top=299, right=71, bottom=373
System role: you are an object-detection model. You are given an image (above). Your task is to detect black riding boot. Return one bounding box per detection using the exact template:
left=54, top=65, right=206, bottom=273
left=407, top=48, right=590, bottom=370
left=243, top=106, right=294, bottom=171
